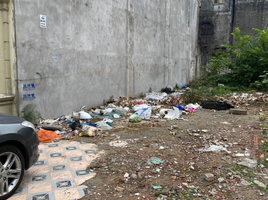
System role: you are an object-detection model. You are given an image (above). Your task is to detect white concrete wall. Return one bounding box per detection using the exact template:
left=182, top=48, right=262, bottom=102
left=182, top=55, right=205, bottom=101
left=14, top=0, right=200, bottom=118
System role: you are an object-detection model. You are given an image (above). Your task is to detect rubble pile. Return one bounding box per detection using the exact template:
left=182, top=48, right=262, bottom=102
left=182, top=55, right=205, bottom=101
left=218, top=92, right=268, bottom=107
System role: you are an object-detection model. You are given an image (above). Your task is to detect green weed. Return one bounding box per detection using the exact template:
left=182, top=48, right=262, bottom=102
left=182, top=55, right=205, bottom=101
left=20, top=104, right=41, bottom=123
left=259, top=116, right=266, bottom=121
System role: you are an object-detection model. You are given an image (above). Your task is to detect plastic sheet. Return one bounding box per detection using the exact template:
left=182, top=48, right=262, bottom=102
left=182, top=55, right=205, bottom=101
left=203, top=145, right=231, bottom=154
left=147, top=157, right=165, bottom=165
left=37, top=130, right=62, bottom=143
left=145, top=92, right=167, bottom=101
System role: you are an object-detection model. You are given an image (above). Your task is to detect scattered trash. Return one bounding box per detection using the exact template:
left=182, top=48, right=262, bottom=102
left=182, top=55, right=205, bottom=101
left=113, top=114, right=120, bottom=119
left=79, top=126, right=98, bottom=137
left=37, top=130, right=62, bottom=143
left=133, top=104, right=152, bottom=119
left=201, top=101, right=234, bottom=110
left=174, top=105, right=185, bottom=110
left=115, top=186, right=125, bottom=192
left=40, top=125, right=63, bottom=131
left=147, top=157, right=165, bottom=165
left=145, top=92, right=167, bottom=101
left=162, top=107, right=181, bottom=120
left=253, top=180, right=266, bottom=188
left=96, top=121, right=112, bottom=130
left=70, top=120, right=82, bottom=130
left=185, top=103, right=201, bottom=110
left=186, top=107, right=196, bottom=113
left=131, top=174, right=138, bottom=179
left=229, top=109, right=247, bottom=115
left=129, top=114, right=142, bottom=123
left=152, top=185, right=162, bottom=189
left=165, top=85, right=174, bottom=93
left=79, top=111, right=93, bottom=120
left=238, top=158, right=258, bottom=168
left=109, top=140, right=128, bottom=147
left=240, top=179, right=251, bottom=186
left=203, top=145, right=231, bottom=154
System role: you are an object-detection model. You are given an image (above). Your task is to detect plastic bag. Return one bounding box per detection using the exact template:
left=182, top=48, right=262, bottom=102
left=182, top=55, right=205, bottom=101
left=133, top=104, right=152, bottom=119
left=84, top=127, right=98, bottom=137
left=37, top=130, right=62, bottom=143
left=79, top=111, right=93, bottom=120
left=96, top=121, right=112, bottom=130
left=186, top=107, right=195, bottom=113
left=174, top=105, right=185, bottom=110
left=129, top=114, right=142, bottom=123
left=163, top=107, right=181, bottom=120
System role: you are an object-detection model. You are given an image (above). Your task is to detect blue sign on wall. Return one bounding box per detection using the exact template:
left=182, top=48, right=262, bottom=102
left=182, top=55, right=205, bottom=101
left=22, top=83, right=36, bottom=101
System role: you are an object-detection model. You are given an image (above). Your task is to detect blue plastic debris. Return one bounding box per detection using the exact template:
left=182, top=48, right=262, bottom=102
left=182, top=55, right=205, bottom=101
left=174, top=105, right=185, bottom=110
left=152, top=185, right=162, bottom=190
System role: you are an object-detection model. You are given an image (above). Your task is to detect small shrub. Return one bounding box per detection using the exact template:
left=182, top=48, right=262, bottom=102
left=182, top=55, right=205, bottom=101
left=20, top=104, right=41, bottom=123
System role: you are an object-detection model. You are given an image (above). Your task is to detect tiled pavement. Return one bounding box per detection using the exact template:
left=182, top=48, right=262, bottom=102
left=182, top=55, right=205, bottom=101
left=9, top=141, right=101, bottom=200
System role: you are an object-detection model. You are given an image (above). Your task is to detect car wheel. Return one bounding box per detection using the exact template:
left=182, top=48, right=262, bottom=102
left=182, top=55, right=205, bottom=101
left=0, top=145, right=25, bottom=200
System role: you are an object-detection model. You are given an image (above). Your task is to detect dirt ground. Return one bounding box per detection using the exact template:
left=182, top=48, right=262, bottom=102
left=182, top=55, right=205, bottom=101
left=76, top=104, right=268, bottom=200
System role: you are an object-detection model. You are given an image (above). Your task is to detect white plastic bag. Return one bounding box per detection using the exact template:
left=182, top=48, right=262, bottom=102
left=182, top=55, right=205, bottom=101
left=163, top=107, right=181, bottom=120
left=79, top=111, right=93, bottom=120
left=133, top=104, right=152, bottom=119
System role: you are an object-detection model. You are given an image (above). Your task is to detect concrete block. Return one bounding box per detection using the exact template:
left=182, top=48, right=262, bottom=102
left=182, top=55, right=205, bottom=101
left=204, top=173, right=214, bottom=182
left=229, top=109, right=247, bottom=115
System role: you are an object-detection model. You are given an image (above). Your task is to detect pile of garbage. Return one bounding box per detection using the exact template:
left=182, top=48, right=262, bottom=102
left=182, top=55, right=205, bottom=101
left=36, top=89, right=203, bottom=142
left=35, top=87, right=267, bottom=142
left=218, top=92, right=268, bottom=106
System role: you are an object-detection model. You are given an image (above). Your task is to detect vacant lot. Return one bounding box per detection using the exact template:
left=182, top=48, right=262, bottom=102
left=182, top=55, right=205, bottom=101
left=77, top=103, right=268, bottom=200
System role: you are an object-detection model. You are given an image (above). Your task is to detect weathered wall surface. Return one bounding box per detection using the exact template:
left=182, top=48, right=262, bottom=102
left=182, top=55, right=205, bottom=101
left=234, top=0, right=268, bottom=36
left=14, top=0, right=200, bottom=118
left=199, top=0, right=268, bottom=66
left=199, top=0, right=233, bottom=66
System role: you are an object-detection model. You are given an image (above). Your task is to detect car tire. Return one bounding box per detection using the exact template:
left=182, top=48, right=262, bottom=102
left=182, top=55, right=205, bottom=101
left=0, top=145, right=25, bottom=200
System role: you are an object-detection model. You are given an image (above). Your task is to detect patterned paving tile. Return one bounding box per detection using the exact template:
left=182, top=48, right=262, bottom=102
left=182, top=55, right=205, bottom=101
left=9, top=140, right=101, bottom=200
left=26, top=191, right=55, bottom=200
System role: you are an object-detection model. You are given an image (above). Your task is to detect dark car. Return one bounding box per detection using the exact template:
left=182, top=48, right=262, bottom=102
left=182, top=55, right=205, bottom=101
left=0, top=114, right=39, bottom=200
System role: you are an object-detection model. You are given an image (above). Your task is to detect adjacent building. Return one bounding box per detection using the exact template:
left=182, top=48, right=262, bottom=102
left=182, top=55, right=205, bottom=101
left=199, top=0, right=268, bottom=66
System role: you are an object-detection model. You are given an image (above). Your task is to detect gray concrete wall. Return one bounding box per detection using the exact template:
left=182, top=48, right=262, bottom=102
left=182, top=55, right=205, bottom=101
left=14, top=0, right=200, bottom=118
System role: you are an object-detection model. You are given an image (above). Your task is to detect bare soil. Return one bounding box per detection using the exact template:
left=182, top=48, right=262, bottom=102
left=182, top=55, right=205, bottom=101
left=77, top=104, right=268, bottom=200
